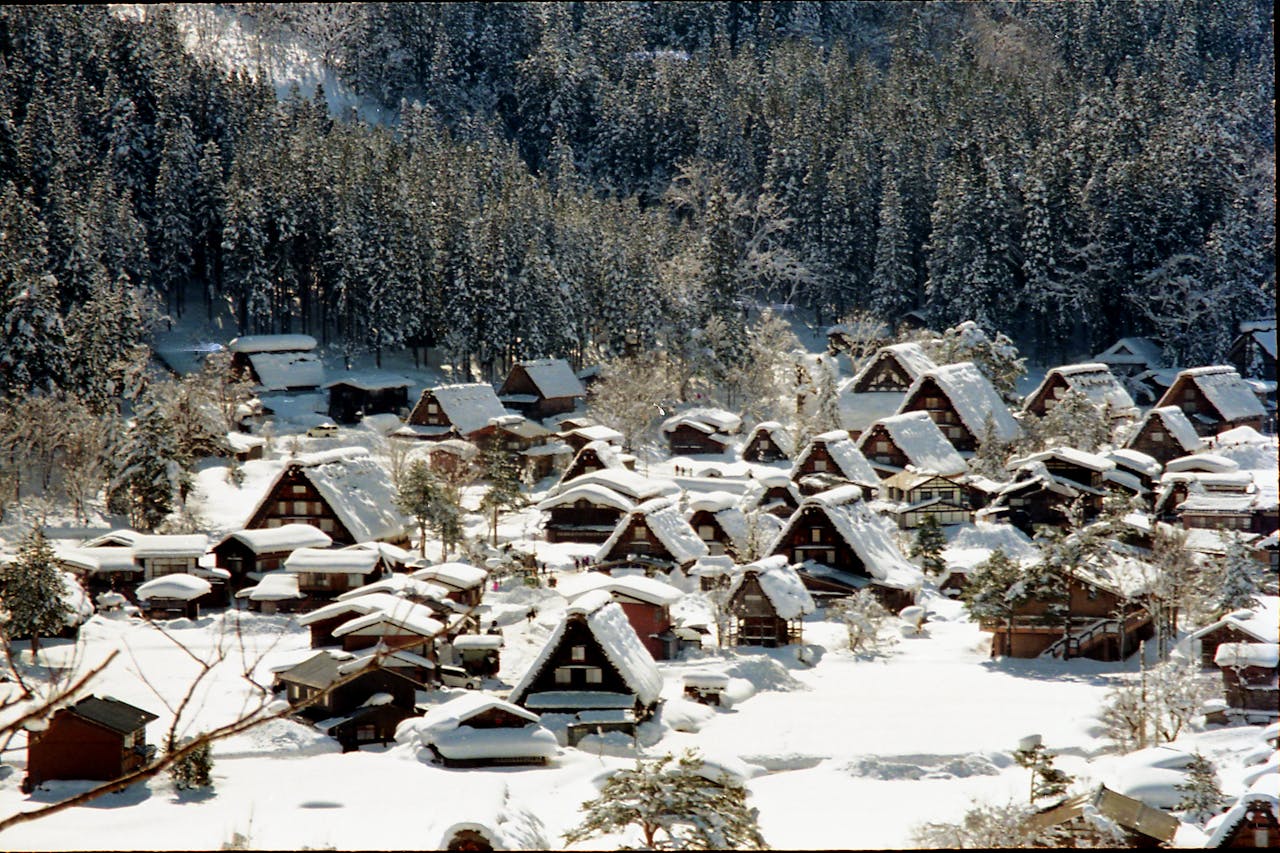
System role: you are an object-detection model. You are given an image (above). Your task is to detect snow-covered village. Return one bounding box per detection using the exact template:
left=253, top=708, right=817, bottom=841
left=0, top=4, right=1276, bottom=851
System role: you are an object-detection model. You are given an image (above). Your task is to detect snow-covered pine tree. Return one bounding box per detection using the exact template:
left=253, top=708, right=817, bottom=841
left=478, top=442, right=527, bottom=547
left=152, top=114, right=198, bottom=317
left=910, top=513, right=948, bottom=578
left=869, top=158, right=917, bottom=324
left=1175, top=753, right=1223, bottom=824
left=563, top=749, right=767, bottom=851
left=925, top=321, right=1026, bottom=403
left=1210, top=534, right=1261, bottom=619
left=1012, top=738, right=1072, bottom=803
left=960, top=548, right=1023, bottom=655
left=0, top=525, right=71, bottom=656
left=0, top=182, right=68, bottom=396
left=830, top=589, right=894, bottom=655
left=168, top=736, right=214, bottom=791
left=395, top=459, right=445, bottom=559
left=1028, top=389, right=1112, bottom=454
left=113, top=389, right=180, bottom=532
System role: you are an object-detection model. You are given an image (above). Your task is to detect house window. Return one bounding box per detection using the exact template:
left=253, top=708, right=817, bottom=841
left=293, top=501, right=309, bottom=516
left=571, top=645, right=586, bottom=662
left=122, top=732, right=135, bottom=749
left=632, top=527, right=648, bottom=543
left=584, top=465, right=598, bottom=474
left=357, top=724, right=377, bottom=741
left=291, top=485, right=307, bottom=496
left=824, top=550, right=835, bottom=564
left=744, top=593, right=763, bottom=603
left=919, top=490, right=933, bottom=501
left=149, top=558, right=189, bottom=578
left=810, top=528, right=823, bottom=543
left=698, top=525, right=716, bottom=542
left=427, top=403, right=439, bottom=414
left=288, top=684, right=301, bottom=702
left=266, top=518, right=282, bottom=528
left=1151, top=431, right=1164, bottom=443
left=277, top=501, right=291, bottom=515
left=554, top=667, right=572, bottom=684
left=585, top=668, right=603, bottom=684
left=319, top=518, right=335, bottom=533
left=813, top=459, right=827, bottom=472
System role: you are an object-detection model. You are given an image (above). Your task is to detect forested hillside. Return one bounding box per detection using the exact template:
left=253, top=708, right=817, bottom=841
left=0, top=2, right=1273, bottom=404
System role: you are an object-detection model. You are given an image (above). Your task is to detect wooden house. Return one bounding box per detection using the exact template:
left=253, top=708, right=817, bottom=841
left=135, top=574, right=213, bottom=620
left=284, top=547, right=385, bottom=605
left=406, top=383, right=511, bottom=442
left=539, top=469, right=680, bottom=544
left=275, top=651, right=422, bottom=752
left=739, top=420, right=795, bottom=463
left=1154, top=366, right=1266, bottom=436
left=1124, top=405, right=1207, bottom=464
left=848, top=342, right=937, bottom=393
left=1188, top=604, right=1279, bottom=668
left=880, top=470, right=971, bottom=529
left=127, top=534, right=209, bottom=581
left=561, top=573, right=684, bottom=660
left=749, top=472, right=803, bottom=519
left=1177, top=489, right=1277, bottom=535
left=1022, top=362, right=1137, bottom=421
left=227, top=432, right=266, bottom=462
left=790, top=430, right=880, bottom=497
left=331, top=602, right=445, bottom=656
left=298, top=593, right=422, bottom=648
left=686, top=492, right=776, bottom=560
left=25, top=696, right=157, bottom=788
left=1104, top=449, right=1162, bottom=496
left=242, top=447, right=407, bottom=546
left=211, top=524, right=332, bottom=591
left=1092, top=336, right=1164, bottom=380
left=1024, top=785, right=1179, bottom=848
left=896, top=361, right=1021, bottom=453
left=409, top=562, right=488, bottom=608
left=507, top=590, right=663, bottom=733
left=1227, top=319, right=1277, bottom=381
left=234, top=571, right=304, bottom=614
left=1213, top=643, right=1279, bottom=721
left=596, top=498, right=710, bottom=569
left=227, top=334, right=325, bottom=392
left=768, top=487, right=922, bottom=610
left=984, top=565, right=1154, bottom=660
left=410, top=694, right=558, bottom=768
left=487, top=417, right=571, bottom=481
left=497, top=358, right=586, bottom=420
left=857, top=411, right=967, bottom=479
left=660, top=409, right=742, bottom=456
left=560, top=424, right=625, bottom=454
left=1204, top=786, right=1280, bottom=848
left=556, top=440, right=635, bottom=488
left=323, top=372, right=412, bottom=424
left=988, top=468, right=1101, bottom=535
left=725, top=556, right=814, bottom=647
left=54, top=547, right=143, bottom=598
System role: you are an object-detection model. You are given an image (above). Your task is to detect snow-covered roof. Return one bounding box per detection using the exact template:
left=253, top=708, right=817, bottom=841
left=426, top=384, right=511, bottom=436
left=344, top=540, right=414, bottom=565
left=559, top=572, right=684, bottom=607
left=1214, top=426, right=1271, bottom=447
left=741, top=420, right=795, bottom=458
left=409, top=562, right=487, bottom=590
left=135, top=574, right=212, bottom=601
left=55, top=548, right=140, bottom=574
left=219, top=524, right=333, bottom=554
left=1213, top=642, right=1279, bottom=669
left=1145, top=408, right=1206, bottom=454
left=1204, top=789, right=1278, bottom=847
left=452, top=634, right=503, bottom=650
left=1093, top=336, right=1164, bottom=367
left=284, top=548, right=380, bottom=574
left=130, top=534, right=209, bottom=559
left=338, top=646, right=436, bottom=676
left=730, top=555, right=814, bottom=620
left=80, top=529, right=141, bottom=548
left=687, top=491, right=738, bottom=514
left=235, top=571, right=302, bottom=601
left=417, top=693, right=541, bottom=734
left=861, top=411, right=967, bottom=476
left=247, top=350, right=326, bottom=391
left=660, top=408, right=742, bottom=436
left=1026, top=363, right=1137, bottom=415
left=554, top=469, right=680, bottom=503
left=903, top=362, right=1021, bottom=442
left=564, top=424, right=624, bottom=444
left=1164, top=366, right=1266, bottom=421
left=228, top=334, right=317, bottom=353
left=1164, top=453, right=1240, bottom=474
left=1104, top=449, right=1162, bottom=479
left=1011, top=447, right=1116, bottom=474
left=288, top=451, right=406, bottom=543
left=226, top=432, right=266, bottom=453
left=537, top=483, right=637, bottom=514
left=332, top=603, right=445, bottom=639
left=793, top=431, right=879, bottom=485
left=296, top=592, right=407, bottom=626
left=774, top=498, right=923, bottom=591
left=508, top=591, right=662, bottom=708
left=513, top=358, right=585, bottom=399
left=851, top=342, right=938, bottom=388
left=335, top=574, right=450, bottom=604
left=1188, top=600, right=1280, bottom=646
left=322, top=371, right=413, bottom=391
left=596, top=498, right=709, bottom=565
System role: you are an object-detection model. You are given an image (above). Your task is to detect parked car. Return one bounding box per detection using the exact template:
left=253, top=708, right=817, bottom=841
left=438, top=664, right=480, bottom=690
left=307, top=422, right=339, bottom=438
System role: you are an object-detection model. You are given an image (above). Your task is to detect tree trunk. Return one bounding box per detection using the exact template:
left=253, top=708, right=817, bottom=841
left=491, top=506, right=499, bottom=547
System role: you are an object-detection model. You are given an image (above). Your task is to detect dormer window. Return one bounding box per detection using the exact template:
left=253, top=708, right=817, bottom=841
left=571, top=645, right=586, bottom=662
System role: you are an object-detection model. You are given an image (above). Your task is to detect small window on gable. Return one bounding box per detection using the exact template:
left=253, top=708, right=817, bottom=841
left=571, top=645, right=586, bottom=662
left=554, top=667, right=572, bottom=684
left=813, top=459, right=827, bottom=472
left=698, top=525, right=716, bottom=541
left=810, top=527, right=823, bottom=543
left=428, top=403, right=439, bottom=414
left=291, top=485, right=307, bottom=496
left=585, top=668, right=603, bottom=684
left=1151, top=431, right=1164, bottom=442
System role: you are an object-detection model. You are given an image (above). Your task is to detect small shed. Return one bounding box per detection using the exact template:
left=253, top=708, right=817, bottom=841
left=135, top=574, right=212, bottom=619
left=402, top=693, right=558, bottom=768
left=1092, top=337, right=1164, bottom=379
left=324, top=372, right=413, bottom=424
left=1187, top=603, right=1280, bottom=668
left=235, top=571, right=304, bottom=614
left=661, top=409, right=743, bottom=456
left=407, top=383, right=511, bottom=442
left=284, top=547, right=385, bottom=603
left=26, top=696, right=158, bottom=788
left=1226, top=319, right=1277, bottom=381
left=1124, top=406, right=1208, bottom=464
left=409, top=562, right=488, bottom=608
left=228, top=334, right=325, bottom=392
left=1214, top=642, right=1279, bottom=720
left=791, top=430, right=880, bottom=496
left=212, top=524, right=333, bottom=589
left=275, top=651, right=422, bottom=751
left=1024, top=785, right=1179, bottom=847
